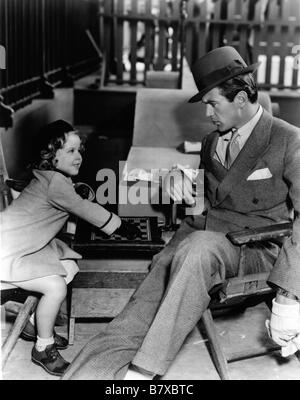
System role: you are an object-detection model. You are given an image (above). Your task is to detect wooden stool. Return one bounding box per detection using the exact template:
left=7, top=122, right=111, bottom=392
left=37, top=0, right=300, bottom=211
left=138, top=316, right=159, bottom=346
left=1, top=282, right=39, bottom=368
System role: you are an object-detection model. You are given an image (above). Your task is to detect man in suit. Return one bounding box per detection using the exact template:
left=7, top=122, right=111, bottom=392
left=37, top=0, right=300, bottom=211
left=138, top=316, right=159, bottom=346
left=62, top=46, right=300, bottom=380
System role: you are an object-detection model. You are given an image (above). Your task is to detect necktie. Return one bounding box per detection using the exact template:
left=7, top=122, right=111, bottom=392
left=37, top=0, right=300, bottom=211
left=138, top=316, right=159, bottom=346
left=225, top=129, right=240, bottom=169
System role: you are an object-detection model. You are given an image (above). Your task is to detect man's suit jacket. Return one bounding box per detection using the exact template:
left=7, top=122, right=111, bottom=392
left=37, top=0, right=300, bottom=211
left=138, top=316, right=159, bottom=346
left=199, top=109, right=300, bottom=298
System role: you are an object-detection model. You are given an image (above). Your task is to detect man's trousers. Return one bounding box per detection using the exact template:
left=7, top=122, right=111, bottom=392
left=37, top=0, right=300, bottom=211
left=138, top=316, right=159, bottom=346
left=62, top=216, right=279, bottom=380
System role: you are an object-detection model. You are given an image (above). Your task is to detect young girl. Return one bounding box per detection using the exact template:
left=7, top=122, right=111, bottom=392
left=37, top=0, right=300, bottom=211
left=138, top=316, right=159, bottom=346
left=1, top=119, right=140, bottom=376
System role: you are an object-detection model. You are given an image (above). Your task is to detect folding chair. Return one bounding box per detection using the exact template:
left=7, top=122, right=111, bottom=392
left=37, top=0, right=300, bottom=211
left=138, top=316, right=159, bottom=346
left=1, top=285, right=39, bottom=368
left=200, top=222, right=292, bottom=380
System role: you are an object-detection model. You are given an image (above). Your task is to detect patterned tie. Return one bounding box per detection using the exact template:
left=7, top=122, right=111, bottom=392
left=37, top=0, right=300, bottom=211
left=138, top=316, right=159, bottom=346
left=224, top=129, right=240, bottom=169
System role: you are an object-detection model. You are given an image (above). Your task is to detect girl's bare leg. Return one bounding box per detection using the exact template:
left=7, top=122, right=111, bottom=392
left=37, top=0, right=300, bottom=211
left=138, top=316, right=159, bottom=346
left=16, top=275, right=67, bottom=338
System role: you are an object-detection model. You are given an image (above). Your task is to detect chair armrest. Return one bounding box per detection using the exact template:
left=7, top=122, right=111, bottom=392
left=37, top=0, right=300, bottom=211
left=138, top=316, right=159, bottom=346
left=226, top=222, right=292, bottom=245
left=217, top=272, right=274, bottom=303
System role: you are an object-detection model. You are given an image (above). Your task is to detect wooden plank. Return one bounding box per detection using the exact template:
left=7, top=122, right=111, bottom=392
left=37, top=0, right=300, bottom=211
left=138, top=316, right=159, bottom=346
left=188, top=0, right=199, bottom=64
left=264, top=0, right=279, bottom=87
left=238, top=28, right=248, bottom=61
left=253, top=0, right=300, bottom=90
left=156, top=0, right=167, bottom=70
left=0, top=1, right=6, bottom=89
left=238, top=0, right=250, bottom=60
left=196, top=21, right=207, bottom=59
left=227, top=344, right=281, bottom=362
left=144, top=0, right=154, bottom=74
left=77, top=258, right=151, bottom=272
left=36, top=0, right=41, bottom=82
left=227, top=0, right=237, bottom=19
left=44, top=0, right=50, bottom=73
left=200, top=309, right=230, bottom=380
left=286, top=0, right=300, bottom=21
left=171, top=0, right=180, bottom=71
left=68, top=316, right=75, bottom=345
left=252, top=2, right=265, bottom=83
left=211, top=0, right=223, bottom=49
left=257, top=26, right=270, bottom=87
left=278, top=25, right=289, bottom=88
left=2, top=295, right=38, bottom=368
left=74, top=258, right=150, bottom=289
left=196, top=0, right=209, bottom=57
left=223, top=0, right=237, bottom=52
left=103, top=0, right=113, bottom=84
left=258, top=0, right=282, bottom=88
left=115, top=0, right=124, bottom=83
left=47, top=0, right=52, bottom=72
left=21, top=0, right=27, bottom=100
left=71, top=288, right=135, bottom=318
left=283, top=1, right=300, bottom=86
left=184, top=0, right=195, bottom=66
left=129, top=0, right=138, bottom=83
left=7, top=0, right=14, bottom=100
left=284, top=1, right=300, bottom=88
left=73, top=271, right=148, bottom=289
left=291, top=26, right=300, bottom=88
left=268, top=0, right=280, bottom=20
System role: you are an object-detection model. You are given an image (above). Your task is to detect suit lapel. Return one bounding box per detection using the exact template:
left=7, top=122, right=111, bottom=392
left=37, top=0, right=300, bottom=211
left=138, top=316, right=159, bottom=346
left=212, top=110, right=273, bottom=206
left=203, top=131, right=228, bottom=180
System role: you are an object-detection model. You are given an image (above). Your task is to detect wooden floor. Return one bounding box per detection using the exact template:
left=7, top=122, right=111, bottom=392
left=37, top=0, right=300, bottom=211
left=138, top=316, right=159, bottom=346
left=2, top=301, right=300, bottom=380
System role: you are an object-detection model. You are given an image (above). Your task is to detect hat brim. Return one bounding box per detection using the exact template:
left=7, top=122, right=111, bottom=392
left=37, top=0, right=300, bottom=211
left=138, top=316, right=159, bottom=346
left=188, top=62, right=260, bottom=103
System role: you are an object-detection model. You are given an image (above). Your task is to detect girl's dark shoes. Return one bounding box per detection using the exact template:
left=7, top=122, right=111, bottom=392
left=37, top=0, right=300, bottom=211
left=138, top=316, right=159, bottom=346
left=21, top=320, right=68, bottom=349
left=31, top=344, right=70, bottom=376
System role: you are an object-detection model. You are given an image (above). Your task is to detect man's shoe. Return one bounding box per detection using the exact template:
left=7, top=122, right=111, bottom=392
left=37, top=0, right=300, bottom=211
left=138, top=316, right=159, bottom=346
left=31, top=344, right=70, bottom=377
left=21, top=321, right=68, bottom=349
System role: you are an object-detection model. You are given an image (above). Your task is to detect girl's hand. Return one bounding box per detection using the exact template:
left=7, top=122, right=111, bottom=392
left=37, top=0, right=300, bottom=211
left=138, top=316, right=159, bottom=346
left=114, top=220, right=142, bottom=240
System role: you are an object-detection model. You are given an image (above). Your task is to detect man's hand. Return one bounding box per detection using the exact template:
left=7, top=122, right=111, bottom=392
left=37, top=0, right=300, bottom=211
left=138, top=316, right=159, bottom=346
left=114, top=220, right=142, bottom=240
left=266, top=298, right=300, bottom=355
left=164, top=169, right=196, bottom=205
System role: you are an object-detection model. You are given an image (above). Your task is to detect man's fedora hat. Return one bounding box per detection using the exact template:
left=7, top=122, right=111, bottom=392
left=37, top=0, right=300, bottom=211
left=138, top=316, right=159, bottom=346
left=189, top=46, right=260, bottom=103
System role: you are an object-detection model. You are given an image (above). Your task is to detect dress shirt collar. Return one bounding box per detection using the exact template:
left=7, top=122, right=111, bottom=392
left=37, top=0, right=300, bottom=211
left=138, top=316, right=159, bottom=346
left=219, top=104, right=263, bottom=143
left=237, top=104, right=263, bottom=139
left=214, top=104, right=263, bottom=165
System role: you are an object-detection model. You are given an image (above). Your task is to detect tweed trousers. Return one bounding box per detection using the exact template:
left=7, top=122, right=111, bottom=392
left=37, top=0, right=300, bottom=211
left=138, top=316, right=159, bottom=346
left=62, top=216, right=279, bottom=380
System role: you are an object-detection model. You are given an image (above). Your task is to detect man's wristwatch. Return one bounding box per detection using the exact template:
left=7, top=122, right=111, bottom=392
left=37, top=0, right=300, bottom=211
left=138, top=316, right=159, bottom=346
left=277, top=287, right=298, bottom=300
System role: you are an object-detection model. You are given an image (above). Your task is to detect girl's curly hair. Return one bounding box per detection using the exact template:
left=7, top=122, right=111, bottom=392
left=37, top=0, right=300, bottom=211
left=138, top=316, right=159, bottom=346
left=31, top=119, right=81, bottom=171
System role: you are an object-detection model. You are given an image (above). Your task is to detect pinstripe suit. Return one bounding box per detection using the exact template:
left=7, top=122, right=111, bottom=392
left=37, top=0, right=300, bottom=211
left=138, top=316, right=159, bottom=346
left=62, top=109, right=300, bottom=379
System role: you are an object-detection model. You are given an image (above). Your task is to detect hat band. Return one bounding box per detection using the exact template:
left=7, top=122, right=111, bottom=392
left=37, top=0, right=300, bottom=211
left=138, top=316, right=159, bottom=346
left=196, top=61, right=246, bottom=92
